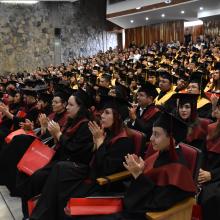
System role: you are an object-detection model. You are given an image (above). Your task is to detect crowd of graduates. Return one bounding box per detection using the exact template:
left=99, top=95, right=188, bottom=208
left=0, top=38, right=219, bottom=220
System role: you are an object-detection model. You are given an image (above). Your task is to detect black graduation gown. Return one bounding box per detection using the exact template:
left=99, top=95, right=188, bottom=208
left=16, top=117, right=94, bottom=200
left=197, top=102, right=212, bottom=120
left=0, top=111, right=67, bottom=196
left=127, top=104, right=160, bottom=141
left=198, top=123, right=220, bottom=220
left=122, top=149, right=195, bottom=219
left=29, top=131, right=134, bottom=220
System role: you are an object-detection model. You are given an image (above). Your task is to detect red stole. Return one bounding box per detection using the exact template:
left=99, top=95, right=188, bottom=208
left=187, top=118, right=210, bottom=142
left=207, top=122, right=220, bottom=154
left=109, top=129, right=128, bottom=146
left=48, top=112, right=67, bottom=128
left=143, top=152, right=196, bottom=192
left=141, top=105, right=160, bottom=122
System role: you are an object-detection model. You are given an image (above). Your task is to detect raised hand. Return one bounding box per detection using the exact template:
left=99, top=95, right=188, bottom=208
left=123, top=154, right=145, bottom=179
left=88, top=121, right=106, bottom=149
left=48, top=120, right=62, bottom=141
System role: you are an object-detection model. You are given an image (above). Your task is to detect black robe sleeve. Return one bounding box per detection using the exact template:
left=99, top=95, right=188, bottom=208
left=129, top=112, right=160, bottom=140
left=91, top=137, right=134, bottom=178
left=124, top=174, right=194, bottom=214
left=55, top=121, right=93, bottom=165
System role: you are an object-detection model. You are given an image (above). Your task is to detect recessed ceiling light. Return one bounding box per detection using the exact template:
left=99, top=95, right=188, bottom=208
left=181, top=10, right=185, bottom=14
left=161, top=14, right=165, bottom=17
left=164, top=0, right=172, bottom=3
left=136, top=7, right=141, bottom=10
left=200, top=7, right=204, bottom=10
left=145, top=17, right=149, bottom=21
left=130, top=20, right=134, bottom=23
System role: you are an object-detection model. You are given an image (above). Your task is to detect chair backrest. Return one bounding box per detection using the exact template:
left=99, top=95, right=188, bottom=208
left=126, top=128, right=146, bottom=157
left=179, top=142, right=202, bottom=183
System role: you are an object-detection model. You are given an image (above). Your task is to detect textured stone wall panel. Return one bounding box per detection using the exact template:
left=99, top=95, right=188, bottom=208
left=0, top=1, right=118, bottom=73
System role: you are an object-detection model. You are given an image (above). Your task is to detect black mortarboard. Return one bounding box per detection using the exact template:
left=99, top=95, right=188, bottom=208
left=7, top=88, right=17, bottom=97
left=189, top=71, right=209, bottom=91
left=138, top=81, right=158, bottom=99
left=159, top=71, right=174, bottom=83
left=22, top=88, right=38, bottom=97
left=96, top=85, right=110, bottom=97
left=171, top=93, right=199, bottom=119
left=154, top=110, right=188, bottom=144
left=74, top=88, right=93, bottom=108
left=101, top=95, right=130, bottom=120
left=115, top=82, right=131, bottom=101
left=54, top=85, right=73, bottom=102
left=159, top=63, right=171, bottom=70
left=63, top=71, right=74, bottom=77
left=214, top=62, right=220, bottom=70
left=38, top=93, right=53, bottom=104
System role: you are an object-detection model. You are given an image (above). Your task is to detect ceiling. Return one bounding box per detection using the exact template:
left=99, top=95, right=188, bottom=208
left=106, top=0, right=220, bottom=28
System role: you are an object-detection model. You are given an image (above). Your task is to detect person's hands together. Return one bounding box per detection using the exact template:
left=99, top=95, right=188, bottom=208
left=48, top=120, right=62, bottom=141
left=20, top=119, right=34, bottom=131
left=123, top=154, right=145, bottom=179
left=88, top=121, right=106, bottom=149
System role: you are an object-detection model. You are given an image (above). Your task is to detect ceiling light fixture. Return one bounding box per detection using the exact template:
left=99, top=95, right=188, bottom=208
left=164, top=0, right=172, bottom=4
left=161, top=14, right=165, bottom=17
left=145, top=17, right=149, bottom=21
left=181, top=10, right=185, bottom=14
left=0, top=0, right=38, bottom=4
left=136, top=7, right=141, bottom=10
left=200, top=7, right=204, bottom=10
left=130, top=20, right=134, bottom=23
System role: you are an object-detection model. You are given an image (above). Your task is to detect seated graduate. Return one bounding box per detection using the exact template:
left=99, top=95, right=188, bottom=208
left=0, top=88, right=69, bottom=197
left=172, top=93, right=210, bottom=159
left=29, top=95, right=134, bottom=220
left=154, top=71, right=176, bottom=106
left=198, top=96, right=220, bottom=220
left=16, top=88, right=94, bottom=201
left=123, top=111, right=196, bottom=219
left=127, top=81, right=160, bottom=140
left=187, top=71, right=212, bottom=119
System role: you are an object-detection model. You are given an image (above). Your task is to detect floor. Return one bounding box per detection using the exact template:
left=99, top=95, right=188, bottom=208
left=0, top=186, right=23, bottom=220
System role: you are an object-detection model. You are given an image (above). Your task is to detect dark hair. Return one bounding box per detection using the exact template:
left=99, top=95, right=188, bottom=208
left=110, top=108, right=124, bottom=135
left=71, top=95, right=92, bottom=121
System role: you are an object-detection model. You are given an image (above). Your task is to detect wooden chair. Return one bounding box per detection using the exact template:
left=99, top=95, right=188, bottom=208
left=146, top=197, right=195, bottom=220
left=96, top=142, right=202, bottom=220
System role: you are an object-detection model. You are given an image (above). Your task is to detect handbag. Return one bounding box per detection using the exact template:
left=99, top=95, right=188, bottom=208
left=17, top=138, right=55, bottom=176
left=67, top=197, right=123, bottom=216
left=5, top=128, right=36, bottom=144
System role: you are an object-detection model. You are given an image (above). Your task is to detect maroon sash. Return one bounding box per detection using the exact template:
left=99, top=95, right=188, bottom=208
left=143, top=152, right=196, bottom=192
left=109, top=129, right=128, bottom=146
left=142, top=106, right=160, bottom=122
left=207, top=122, right=220, bottom=154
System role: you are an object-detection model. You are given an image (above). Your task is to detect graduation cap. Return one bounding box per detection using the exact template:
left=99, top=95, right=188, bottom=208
left=214, top=62, right=220, bottom=70
left=7, top=88, right=17, bottom=97
left=171, top=93, right=199, bottom=121
left=138, top=81, right=158, bottom=99
left=96, top=85, right=110, bottom=97
left=22, top=88, right=39, bottom=97
left=38, top=92, right=53, bottom=104
left=173, top=59, right=181, bottom=65
left=115, top=82, right=131, bottom=101
left=74, top=88, right=94, bottom=108
left=54, top=85, right=73, bottom=102
left=153, top=109, right=188, bottom=160
left=63, top=71, right=74, bottom=77
left=189, top=71, right=209, bottom=91
left=159, top=71, right=175, bottom=83
left=147, top=69, right=158, bottom=77
left=101, top=95, right=130, bottom=120
left=6, top=80, right=17, bottom=87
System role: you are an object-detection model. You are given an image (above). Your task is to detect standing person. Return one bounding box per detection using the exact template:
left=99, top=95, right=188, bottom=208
left=29, top=96, right=134, bottom=220
left=198, top=96, right=220, bottom=220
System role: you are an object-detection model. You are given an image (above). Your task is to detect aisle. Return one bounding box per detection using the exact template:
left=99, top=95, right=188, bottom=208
left=0, top=186, right=23, bottom=220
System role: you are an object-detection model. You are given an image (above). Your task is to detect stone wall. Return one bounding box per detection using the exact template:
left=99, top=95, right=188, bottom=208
left=0, top=0, right=118, bottom=73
